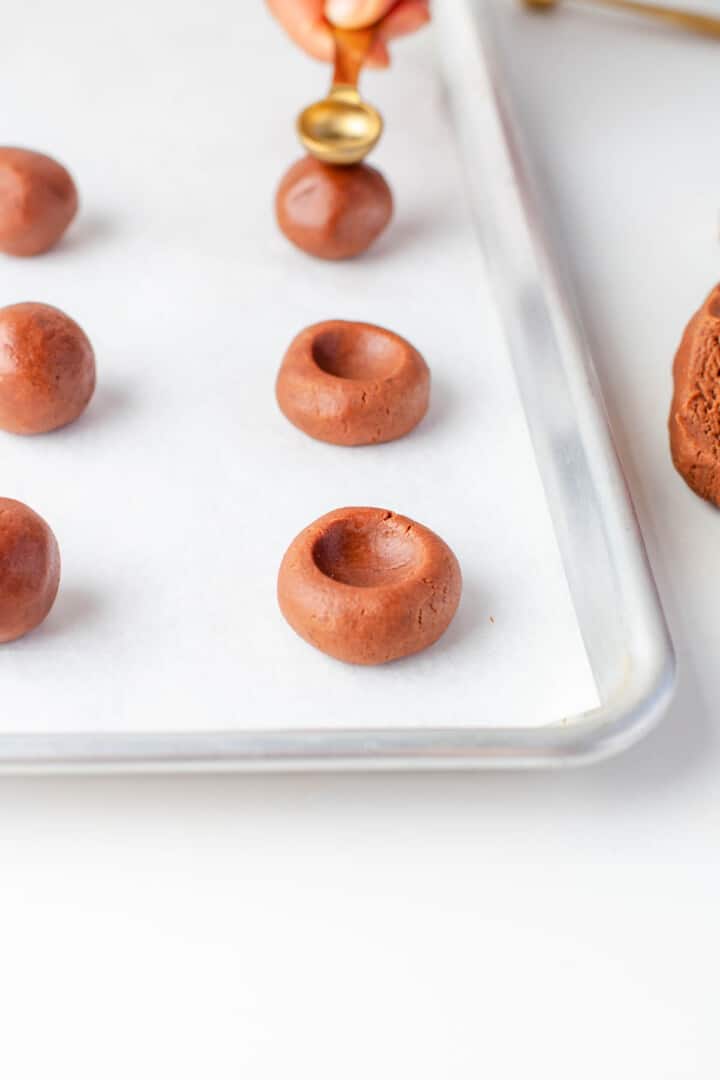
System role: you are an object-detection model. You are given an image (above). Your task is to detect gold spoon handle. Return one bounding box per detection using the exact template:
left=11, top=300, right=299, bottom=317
left=585, top=0, right=720, bottom=37
left=331, top=26, right=377, bottom=89
left=528, top=0, right=720, bottom=38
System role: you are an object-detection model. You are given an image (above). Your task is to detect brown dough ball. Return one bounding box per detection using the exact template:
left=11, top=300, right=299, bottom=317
left=275, top=155, right=392, bottom=260
left=276, top=320, right=430, bottom=445
left=278, top=507, right=462, bottom=665
left=0, top=148, right=78, bottom=256
left=0, top=303, right=96, bottom=435
left=0, top=498, right=60, bottom=643
left=670, top=283, right=720, bottom=507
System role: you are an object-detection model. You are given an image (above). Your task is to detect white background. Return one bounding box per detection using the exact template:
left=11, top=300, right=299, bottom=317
left=1, top=1, right=719, bottom=1077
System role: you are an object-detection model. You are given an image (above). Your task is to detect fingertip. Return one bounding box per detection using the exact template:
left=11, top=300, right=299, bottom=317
left=300, top=14, right=336, bottom=61
left=366, top=40, right=391, bottom=67
left=380, top=3, right=431, bottom=40
left=306, top=32, right=336, bottom=62
left=267, top=0, right=335, bottom=61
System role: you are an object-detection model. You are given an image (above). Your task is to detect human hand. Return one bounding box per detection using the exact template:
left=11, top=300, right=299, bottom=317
left=266, top=0, right=431, bottom=67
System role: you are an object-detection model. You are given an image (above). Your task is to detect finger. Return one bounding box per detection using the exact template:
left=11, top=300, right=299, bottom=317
left=366, top=2, right=429, bottom=64
left=365, top=40, right=391, bottom=68
left=378, top=1, right=430, bottom=41
left=267, top=0, right=335, bottom=61
left=324, top=0, right=397, bottom=30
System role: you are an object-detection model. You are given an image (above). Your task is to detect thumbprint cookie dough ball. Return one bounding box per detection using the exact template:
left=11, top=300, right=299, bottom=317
left=277, top=320, right=430, bottom=445
left=0, top=498, right=60, bottom=643
left=0, top=148, right=78, bottom=256
left=276, top=156, right=392, bottom=260
left=278, top=507, right=462, bottom=665
left=0, top=303, right=96, bottom=434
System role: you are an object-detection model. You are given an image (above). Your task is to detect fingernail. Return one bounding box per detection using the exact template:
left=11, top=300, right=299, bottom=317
left=325, top=0, right=378, bottom=29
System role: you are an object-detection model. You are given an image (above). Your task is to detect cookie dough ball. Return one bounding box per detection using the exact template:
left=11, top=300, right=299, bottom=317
left=670, top=283, right=720, bottom=506
left=0, top=148, right=78, bottom=256
left=278, top=507, right=462, bottom=665
left=0, top=303, right=96, bottom=435
left=0, top=498, right=60, bottom=643
left=275, top=156, right=392, bottom=260
left=277, top=320, right=430, bottom=445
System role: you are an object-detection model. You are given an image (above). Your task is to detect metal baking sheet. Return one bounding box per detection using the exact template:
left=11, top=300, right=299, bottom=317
left=0, top=0, right=673, bottom=770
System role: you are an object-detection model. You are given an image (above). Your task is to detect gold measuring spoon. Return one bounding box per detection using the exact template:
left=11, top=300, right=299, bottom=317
left=524, top=0, right=720, bottom=39
left=297, top=24, right=383, bottom=165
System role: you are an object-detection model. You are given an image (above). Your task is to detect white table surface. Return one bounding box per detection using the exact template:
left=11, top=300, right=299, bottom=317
left=1, top=2, right=719, bottom=1077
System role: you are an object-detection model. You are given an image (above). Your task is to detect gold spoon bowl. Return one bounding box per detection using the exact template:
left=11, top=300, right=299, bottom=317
left=298, top=86, right=382, bottom=165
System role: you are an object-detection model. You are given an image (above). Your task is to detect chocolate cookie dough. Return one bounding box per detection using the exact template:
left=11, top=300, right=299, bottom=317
left=0, top=498, right=60, bottom=643
left=0, top=148, right=78, bottom=256
left=0, top=303, right=96, bottom=435
left=276, top=320, right=430, bottom=446
left=670, top=283, right=720, bottom=507
left=276, top=156, right=392, bottom=260
left=278, top=507, right=462, bottom=665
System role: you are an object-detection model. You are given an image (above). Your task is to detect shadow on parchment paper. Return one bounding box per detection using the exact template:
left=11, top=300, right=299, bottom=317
left=409, top=375, right=457, bottom=442
left=79, top=380, right=134, bottom=433
left=367, top=205, right=461, bottom=263
left=418, top=575, right=487, bottom=663
left=29, top=586, right=104, bottom=642
left=48, top=380, right=136, bottom=440
left=51, top=213, right=117, bottom=256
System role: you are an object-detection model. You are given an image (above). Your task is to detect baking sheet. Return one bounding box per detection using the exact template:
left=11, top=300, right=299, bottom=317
left=0, top=0, right=599, bottom=735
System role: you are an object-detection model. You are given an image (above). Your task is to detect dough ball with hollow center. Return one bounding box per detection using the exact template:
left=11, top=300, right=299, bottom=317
left=276, top=320, right=430, bottom=446
left=278, top=507, right=462, bottom=665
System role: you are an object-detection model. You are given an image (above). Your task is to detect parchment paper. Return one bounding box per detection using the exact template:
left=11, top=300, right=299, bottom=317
left=0, top=0, right=598, bottom=733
